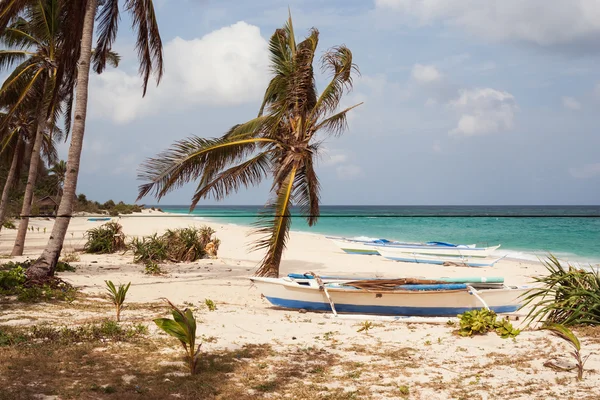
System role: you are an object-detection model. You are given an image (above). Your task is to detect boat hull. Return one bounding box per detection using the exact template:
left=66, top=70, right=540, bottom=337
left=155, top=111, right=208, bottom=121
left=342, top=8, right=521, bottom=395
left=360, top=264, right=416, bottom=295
left=251, top=278, right=526, bottom=316
left=371, top=243, right=501, bottom=258
left=328, top=239, right=381, bottom=255
left=377, top=250, right=505, bottom=267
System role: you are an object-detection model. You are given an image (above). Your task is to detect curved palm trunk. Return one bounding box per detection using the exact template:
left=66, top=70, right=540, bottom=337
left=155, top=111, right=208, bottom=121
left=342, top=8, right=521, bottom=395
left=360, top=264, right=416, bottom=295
left=0, top=135, right=23, bottom=229
left=26, top=0, right=97, bottom=280
left=11, top=108, right=48, bottom=256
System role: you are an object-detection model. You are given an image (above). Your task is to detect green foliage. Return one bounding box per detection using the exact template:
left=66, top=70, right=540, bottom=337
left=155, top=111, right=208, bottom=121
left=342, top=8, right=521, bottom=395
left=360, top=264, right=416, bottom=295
left=0, top=320, right=147, bottom=347
left=0, top=266, right=27, bottom=291
left=84, top=221, right=127, bottom=254
left=0, top=261, right=77, bottom=302
left=543, top=323, right=590, bottom=380
left=457, top=309, right=520, bottom=338
left=2, top=220, right=16, bottom=229
left=105, top=280, right=131, bottom=322
left=357, top=321, right=374, bottom=334
left=205, top=298, right=216, bottom=311
left=521, top=255, right=600, bottom=326
left=130, top=226, right=220, bottom=271
left=130, top=233, right=169, bottom=268
left=154, top=299, right=202, bottom=375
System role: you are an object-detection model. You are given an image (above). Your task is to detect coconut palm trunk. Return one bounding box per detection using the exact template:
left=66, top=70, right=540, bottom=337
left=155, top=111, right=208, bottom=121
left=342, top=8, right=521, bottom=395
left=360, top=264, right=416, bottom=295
left=26, top=0, right=97, bottom=279
left=11, top=99, right=48, bottom=256
left=0, top=134, right=23, bottom=228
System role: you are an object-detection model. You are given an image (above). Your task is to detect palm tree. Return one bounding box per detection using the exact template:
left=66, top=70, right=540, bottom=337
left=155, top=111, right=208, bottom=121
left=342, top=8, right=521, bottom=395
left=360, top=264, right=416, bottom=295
left=0, top=1, right=69, bottom=255
left=137, top=15, right=361, bottom=277
left=0, top=111, right=30, bottom=227
left=26, top=0, right=164, bottom=280
left=48, top=159, right=66, bottom=196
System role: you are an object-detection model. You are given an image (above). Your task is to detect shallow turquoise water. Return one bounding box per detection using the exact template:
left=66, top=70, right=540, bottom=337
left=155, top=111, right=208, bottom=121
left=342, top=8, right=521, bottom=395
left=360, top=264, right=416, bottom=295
left=157, top=205, right=600, bottom=263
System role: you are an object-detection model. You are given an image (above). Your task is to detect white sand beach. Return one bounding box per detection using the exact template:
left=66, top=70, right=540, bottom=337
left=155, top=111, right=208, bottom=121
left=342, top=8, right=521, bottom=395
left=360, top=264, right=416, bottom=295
left=1, top=210, right=599, bottom=399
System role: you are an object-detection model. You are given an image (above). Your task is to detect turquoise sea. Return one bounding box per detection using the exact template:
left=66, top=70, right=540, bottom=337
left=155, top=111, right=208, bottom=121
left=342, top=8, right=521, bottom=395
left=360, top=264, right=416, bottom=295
left=156, top=205, right=600, bottom=264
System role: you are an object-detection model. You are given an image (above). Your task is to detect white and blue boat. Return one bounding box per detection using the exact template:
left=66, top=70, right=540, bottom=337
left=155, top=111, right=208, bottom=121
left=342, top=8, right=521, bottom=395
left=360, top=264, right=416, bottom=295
left=250, top=275, right=526, bottom=316
left=328, top=236, right=499, bottom=258
left=377, top=249, right=506, bottom=267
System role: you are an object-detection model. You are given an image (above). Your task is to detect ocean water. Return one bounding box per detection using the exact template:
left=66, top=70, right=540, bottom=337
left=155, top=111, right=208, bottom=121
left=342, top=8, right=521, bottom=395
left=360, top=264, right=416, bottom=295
left=157, top=205, right=600, bottom=264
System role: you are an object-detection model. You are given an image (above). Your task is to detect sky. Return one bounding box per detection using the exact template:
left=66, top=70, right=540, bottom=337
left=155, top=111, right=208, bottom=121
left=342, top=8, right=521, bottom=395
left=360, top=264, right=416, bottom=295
left=62, top=0, right=600, bottom=206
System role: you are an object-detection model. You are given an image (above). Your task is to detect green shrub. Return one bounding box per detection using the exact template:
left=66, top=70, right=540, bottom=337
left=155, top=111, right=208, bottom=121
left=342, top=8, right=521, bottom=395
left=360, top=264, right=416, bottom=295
left=84, top=222, right=127, bottom=254
left=457, top=309, right=520, bottom=338
left=130, top=226, right=220, bottom=271
left=2, top=220, right=16, bottom=229
left=131, top=234, right=169, bottom=266
left=0, top=266, right=26, bottom=292
left=521, top=255, right=600, bottom=326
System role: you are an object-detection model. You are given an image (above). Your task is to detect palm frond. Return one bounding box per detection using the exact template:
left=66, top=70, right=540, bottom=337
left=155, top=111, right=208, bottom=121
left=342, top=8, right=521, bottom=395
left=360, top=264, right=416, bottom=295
left=313, top=102, right=363, bottom=137
left=137, top=136, right=277, bottom=201
left=0, top=26, right=42, bottom=49
left=93, top=0, right=120, bottom=74
left=293, top=150, right=320, bottom=226
left=0, top=50, right=31, bottom=72
left=253, top=165, right=297, bottom=277
left=312, top=45, right=359, bottom=119
left=124, top=0, right=164, bottom=96
left=0, top=0, right=31, bottom=31
left=190, top=151, right=272, bottom=208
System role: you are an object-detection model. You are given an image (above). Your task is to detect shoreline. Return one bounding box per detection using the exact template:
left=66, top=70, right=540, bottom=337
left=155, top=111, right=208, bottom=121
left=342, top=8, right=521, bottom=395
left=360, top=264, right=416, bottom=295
left=160, top=208, right=600, bottom=266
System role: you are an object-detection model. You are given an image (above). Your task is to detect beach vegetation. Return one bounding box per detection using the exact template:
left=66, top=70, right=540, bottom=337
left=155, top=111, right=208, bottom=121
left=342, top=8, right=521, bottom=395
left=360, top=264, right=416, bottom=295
left=357, top=320, right=374, bottom=334
left=22, top=0, right=164, bottom=281
left=137, top=13, right=361, bottom=277
left=521, top=255, right=600, bottom=326
left=60, top=251, right=80, bottom=263
left=2, top=220, right=16, bottom=229
left=457, top=309, right=520, bottom=338
left=130, top=226, right=219, bottom=270
left=83, top=221, right=127, bottom=254
left=205, top=298, right=216, bottom=311
left=105, top=280, right=131, bottom=322
left=154, top=299, right=202, bottom=375
left=542, top=323, right=590, bottom=380
left=1, top=260, right=77, bottom=302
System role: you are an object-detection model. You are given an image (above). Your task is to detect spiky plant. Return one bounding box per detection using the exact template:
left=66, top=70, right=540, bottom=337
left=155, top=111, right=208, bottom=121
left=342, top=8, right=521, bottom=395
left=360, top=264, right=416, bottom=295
left=84, top=222, right=126, bottom=254
left=105, top=280, right=131, bottom=322
left=137, top=13, right=361, bottom=277
left=543, top=323, right=590, bottom=381
left=154, top=299, right=201, bottom=375
left=521, top=255, right=600, bottom=326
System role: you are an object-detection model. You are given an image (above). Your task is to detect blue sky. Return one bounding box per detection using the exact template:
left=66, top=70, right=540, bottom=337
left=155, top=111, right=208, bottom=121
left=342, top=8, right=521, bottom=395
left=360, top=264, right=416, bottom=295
left=68, top=0, right=600, bottom=205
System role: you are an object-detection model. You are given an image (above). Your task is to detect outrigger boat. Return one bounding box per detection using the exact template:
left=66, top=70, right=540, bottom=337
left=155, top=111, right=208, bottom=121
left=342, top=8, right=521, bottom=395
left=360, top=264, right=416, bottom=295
left=327, top=236, right=498, bottom=258
left=250, top=273, right=526, bottom=317
left=377, top=249, right=506, bottom=267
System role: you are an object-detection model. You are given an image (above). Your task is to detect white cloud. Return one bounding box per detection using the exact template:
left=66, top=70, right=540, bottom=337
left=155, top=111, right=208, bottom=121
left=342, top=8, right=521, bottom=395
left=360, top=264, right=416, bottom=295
left=375, top=0, right=600, bottom=47
left=335, top=164, right=364, bottom=179
left=90, top=21, right=269, bottom=123
left=411, top=64, right=442, bottom=83
left=569, top=163, right=600, bottom=179
left=449, top=88, right=517, bottom=136
left=562, top=96, right=582, bottom=110
left=432, top=141, right=442, bottom=153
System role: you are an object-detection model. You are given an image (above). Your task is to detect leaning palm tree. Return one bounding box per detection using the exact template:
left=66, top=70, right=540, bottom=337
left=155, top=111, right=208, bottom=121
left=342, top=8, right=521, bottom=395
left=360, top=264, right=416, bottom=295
left=26, top=0, right=163, bottom=280
left=137, top=15, right=361, bottom=277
